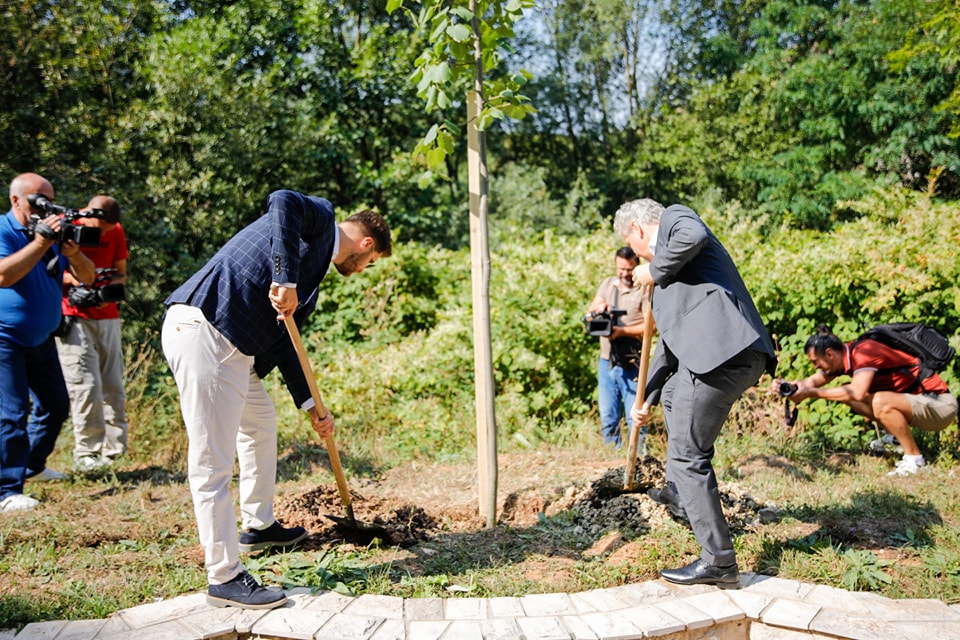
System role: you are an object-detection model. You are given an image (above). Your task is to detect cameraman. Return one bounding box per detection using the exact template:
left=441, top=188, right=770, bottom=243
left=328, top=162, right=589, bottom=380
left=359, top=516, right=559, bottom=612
left=56, top=195, right=129, bottom=473
left=585, top=246, right=652, bottom=449
left=0, top=173, right=94, bottom=512
left=773, top=324, right=957, bottom=477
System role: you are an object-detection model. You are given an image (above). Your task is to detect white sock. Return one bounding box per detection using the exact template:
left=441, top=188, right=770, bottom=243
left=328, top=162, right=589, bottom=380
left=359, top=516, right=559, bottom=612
left=903, top=454, right=925, bottom=466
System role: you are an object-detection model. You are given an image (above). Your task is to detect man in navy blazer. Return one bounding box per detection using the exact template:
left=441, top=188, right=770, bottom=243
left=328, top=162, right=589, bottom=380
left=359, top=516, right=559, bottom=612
left=162, top=189, right=391, bottom=609
left=615, top=198, right=776, bottom=589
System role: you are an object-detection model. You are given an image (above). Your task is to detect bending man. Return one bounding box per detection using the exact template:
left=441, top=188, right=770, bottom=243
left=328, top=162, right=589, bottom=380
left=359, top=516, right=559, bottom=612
left=616, top=198, right=776, bottom=589
left=162, top=190, right=391, bottom=609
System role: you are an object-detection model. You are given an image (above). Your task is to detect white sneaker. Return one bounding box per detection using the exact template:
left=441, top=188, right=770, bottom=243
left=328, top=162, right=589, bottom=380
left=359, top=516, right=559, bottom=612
left=0, top=494, right=40, bottom=513
left=26, top=467, right=67, bottom=482
left=887, top=456, right=926, bottom=477
left=74, top=456, right=111, bottom=473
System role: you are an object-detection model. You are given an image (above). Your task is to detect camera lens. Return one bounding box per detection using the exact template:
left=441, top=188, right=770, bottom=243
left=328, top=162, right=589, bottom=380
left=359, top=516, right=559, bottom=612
left=778, top=382, right=797, bottom=397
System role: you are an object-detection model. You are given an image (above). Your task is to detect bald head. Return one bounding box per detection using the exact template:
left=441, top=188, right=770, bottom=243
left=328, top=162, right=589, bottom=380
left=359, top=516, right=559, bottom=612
left=9, top=173, right=54, bottom=226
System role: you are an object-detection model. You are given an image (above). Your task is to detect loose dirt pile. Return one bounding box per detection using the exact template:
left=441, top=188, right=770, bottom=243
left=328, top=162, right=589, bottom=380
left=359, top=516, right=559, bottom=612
left=274, top=456, right=777, bottom=551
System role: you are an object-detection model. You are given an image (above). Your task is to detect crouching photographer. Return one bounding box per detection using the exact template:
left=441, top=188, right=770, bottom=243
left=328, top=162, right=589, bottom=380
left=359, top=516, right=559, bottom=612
left=584, top=247, right=655, bottom=449
left=56, top=195, right=130, bottom=473
left=772, top=323, right=958, bottom=477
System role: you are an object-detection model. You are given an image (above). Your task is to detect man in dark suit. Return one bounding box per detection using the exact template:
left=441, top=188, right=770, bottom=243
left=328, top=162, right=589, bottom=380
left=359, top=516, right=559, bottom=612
left=161, top=189, right=391, bottom=609
left=614, top=198, right=776, bottom=589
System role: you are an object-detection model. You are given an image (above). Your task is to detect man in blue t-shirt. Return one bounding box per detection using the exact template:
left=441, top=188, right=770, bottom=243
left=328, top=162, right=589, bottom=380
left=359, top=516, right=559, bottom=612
left=0, top=173, right=95, bottom=512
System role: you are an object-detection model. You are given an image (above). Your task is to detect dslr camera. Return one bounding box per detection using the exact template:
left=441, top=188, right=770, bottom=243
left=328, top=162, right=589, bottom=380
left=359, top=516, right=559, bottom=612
left=582, top=308, right=626, bottom=337
left=777, top=381, right=798, bottom=397
left=67, top=268, right=126, bottom=308
left=27, top=194, right=105, bottom=247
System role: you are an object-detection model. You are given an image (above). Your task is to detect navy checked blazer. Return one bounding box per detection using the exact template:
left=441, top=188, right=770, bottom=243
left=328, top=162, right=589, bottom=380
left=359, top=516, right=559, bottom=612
left=165, top=190, right=337, bottom=407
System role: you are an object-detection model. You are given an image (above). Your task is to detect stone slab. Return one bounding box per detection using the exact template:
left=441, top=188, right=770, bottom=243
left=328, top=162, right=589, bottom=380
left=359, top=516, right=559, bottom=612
left=404, top=598, right=444, bottom=621
left=316, top=612, right=386, bottom=640
left=306, top=591, right=357, bottom=614
left=800, top=585, right=873, bottom=616
left=405, top=620, right=449, bottom=640
left=614, top=580, right=677, bottom=606
left=575, top=611, right=643, bottom=640
left=177, top=607, right=240, bottom=639
left=570, top=588, right=632, bottom=613
left=249, top=607, right=332, bottom=640
left=479, top=617, right=525, bottom=640
left=743, top=576, right=815, bottom=601
left=443, top=597, right=486, bottom=620
left=652, top=597, right=715, bottom=630
left=438, top=620, right=482, bottom=640
left=521, top=593, right=577, bottom=617
left=748, top=623, right=820, bottom=640
left=368, top=618, right=405, bottom=640
left=12, top=620, right=66, bottom=639
left=487, top=596, right=525, bottom=618
left=807, top=607, right=904, bottom=640
left=347, top=595, right=405, bottom=620
left=723, top=588, right=775, bottom=620
left=115, top=593, right=208, bottom=630
left=515, top=615, right=572, bottom=640
left=760, top=598, right=821, bottom=631
left=682, top=591, right=747, bottom=623
left=559, top=615, right=600, bottom=640
left=618, top=603, right=687, bottom=637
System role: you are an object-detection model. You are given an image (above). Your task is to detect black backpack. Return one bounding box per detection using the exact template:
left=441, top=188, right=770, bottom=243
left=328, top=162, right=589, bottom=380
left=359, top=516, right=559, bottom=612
left=856, top=322, right=956, bottom=384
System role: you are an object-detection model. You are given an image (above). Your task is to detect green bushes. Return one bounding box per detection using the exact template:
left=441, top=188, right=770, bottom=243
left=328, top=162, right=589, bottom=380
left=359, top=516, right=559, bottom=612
left=294, top=230, right=616, bottom=462
left=131, top=186, right=959, bottom=467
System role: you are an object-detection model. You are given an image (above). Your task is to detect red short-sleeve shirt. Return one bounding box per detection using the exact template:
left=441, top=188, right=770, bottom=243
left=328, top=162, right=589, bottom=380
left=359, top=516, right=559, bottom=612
left=843, top=339, right=948, bottom=394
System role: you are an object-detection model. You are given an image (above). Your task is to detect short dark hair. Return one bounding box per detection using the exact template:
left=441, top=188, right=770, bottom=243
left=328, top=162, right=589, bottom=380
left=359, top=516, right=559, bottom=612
left=804, top=324, right=844, bottom=356
left=345, top=210, right=392, bottom=257
left=88, top=195, right=121, bottom=224
left=615, top=246, right=638, bottom=262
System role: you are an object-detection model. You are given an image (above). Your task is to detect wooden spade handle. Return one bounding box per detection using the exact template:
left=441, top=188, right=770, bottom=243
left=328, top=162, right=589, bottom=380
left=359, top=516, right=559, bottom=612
left=283, top=315, right=355, bottom=517
left=624, top=283, right=655, bottom=490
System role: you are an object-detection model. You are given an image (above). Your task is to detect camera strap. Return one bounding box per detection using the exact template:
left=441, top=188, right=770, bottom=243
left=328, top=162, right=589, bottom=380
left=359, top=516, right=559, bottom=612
left=44, top=249, right=60, bottom=279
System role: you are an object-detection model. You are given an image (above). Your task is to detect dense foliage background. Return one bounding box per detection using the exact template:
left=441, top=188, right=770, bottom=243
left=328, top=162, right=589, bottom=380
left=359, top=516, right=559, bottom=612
left=2, top=0, right=959, bottom=461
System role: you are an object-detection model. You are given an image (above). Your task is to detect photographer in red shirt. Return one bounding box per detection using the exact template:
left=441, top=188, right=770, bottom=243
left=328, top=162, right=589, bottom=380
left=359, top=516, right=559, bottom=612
left=775, top=324, right=957, bottom=476
left=56, top=195, right=129, bottom=473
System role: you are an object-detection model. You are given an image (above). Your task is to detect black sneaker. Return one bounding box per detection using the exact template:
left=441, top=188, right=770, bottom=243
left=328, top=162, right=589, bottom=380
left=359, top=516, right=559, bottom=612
left=239, top=521, right=308, bottom=553
left=206, top=571, right=287, bottom=609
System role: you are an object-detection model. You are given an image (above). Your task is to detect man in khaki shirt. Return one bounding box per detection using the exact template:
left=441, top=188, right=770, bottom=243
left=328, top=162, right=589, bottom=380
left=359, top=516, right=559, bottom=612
left=585, top=246, right=652, bottom=448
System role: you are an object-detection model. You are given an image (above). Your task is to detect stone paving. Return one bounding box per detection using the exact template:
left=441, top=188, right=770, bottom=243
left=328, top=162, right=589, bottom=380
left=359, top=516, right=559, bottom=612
left=4, top=573, right=959, bottom=639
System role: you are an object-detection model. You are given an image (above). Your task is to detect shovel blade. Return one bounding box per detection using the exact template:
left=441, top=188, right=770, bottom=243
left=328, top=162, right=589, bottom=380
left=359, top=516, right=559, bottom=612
left=324, top=513, right=388, bottom=544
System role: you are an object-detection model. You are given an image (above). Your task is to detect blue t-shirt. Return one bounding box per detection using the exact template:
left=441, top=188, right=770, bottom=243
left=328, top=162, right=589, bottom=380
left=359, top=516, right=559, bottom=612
left=0, top=210, right=66, bottom=346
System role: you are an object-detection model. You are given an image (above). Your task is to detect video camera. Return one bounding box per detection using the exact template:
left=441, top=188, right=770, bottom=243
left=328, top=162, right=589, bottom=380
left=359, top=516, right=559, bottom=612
left=67, top=268, right=126, bottom=308
left=27, top=194, right=105, bottom=247
left=582, top=308, right=626, bottom=337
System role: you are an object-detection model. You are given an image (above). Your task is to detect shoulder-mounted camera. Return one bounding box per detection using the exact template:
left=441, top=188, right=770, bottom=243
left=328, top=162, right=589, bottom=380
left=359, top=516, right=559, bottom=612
left=582, top=309, right=627, bottom=337
left=27, top=194, right=105, bottom=247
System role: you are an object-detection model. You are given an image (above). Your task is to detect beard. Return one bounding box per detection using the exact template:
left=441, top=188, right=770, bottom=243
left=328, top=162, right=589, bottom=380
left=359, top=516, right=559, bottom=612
left=334, top=250, right=373, bottom=276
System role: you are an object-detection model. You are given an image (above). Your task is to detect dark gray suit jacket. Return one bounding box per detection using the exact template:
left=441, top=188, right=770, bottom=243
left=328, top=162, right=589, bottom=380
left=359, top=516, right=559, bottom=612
left=644, top=205, right=777, bottom=404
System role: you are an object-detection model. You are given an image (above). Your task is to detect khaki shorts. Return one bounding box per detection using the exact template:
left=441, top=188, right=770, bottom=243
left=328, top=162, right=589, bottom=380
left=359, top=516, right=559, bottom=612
left=909, top=392, right=958, bottom=431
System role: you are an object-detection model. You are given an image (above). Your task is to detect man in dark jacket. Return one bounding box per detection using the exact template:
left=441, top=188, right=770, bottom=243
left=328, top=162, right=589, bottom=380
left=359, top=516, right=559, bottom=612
left=162, top=190, right=391, bottom=609
left=615, top=198, right=776, bottom=589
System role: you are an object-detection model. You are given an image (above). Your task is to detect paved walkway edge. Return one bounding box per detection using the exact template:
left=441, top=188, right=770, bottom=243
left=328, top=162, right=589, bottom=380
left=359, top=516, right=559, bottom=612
left=5, top=573, right=960, bottom=639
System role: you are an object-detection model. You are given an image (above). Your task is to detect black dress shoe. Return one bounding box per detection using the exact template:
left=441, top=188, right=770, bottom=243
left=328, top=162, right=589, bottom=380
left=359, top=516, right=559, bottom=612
left=648, top=481, right=689, bottom=522
left=660, top=558, right=740, bottom=589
